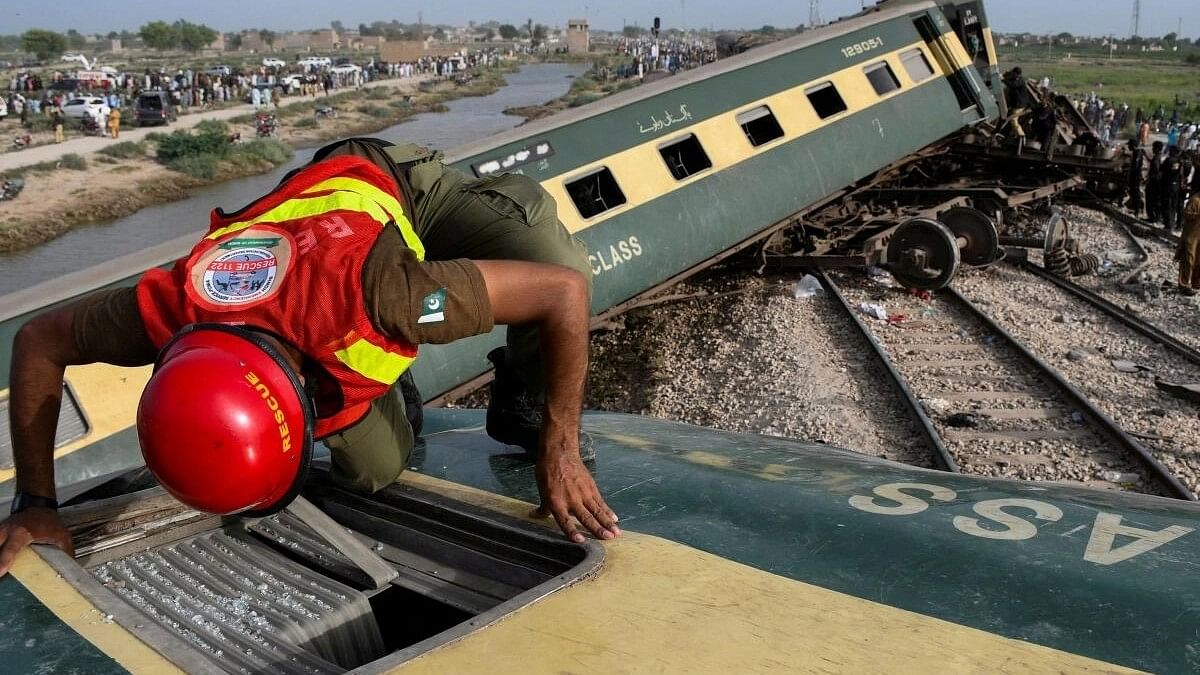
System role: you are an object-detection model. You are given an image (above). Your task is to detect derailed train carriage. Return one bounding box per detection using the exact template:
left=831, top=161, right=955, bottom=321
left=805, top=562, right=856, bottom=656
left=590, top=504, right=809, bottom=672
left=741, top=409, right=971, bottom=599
left=1, top=1, right=1197, bottom=672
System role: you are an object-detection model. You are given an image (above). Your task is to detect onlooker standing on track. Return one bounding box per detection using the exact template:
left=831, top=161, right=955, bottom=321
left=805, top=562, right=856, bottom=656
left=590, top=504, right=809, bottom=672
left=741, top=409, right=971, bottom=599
left=1163, top=146, right=1185, bottom=233
left=1126, top=138, right=1145, bottom=217
left=1146, top=141, right=1165, bottom=223
left=1178, top=167, right=1200, bottom=296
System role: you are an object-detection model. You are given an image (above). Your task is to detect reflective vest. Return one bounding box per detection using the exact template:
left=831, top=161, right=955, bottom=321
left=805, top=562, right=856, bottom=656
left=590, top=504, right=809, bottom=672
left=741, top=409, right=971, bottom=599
left=138, top=155, right=424, bottom=437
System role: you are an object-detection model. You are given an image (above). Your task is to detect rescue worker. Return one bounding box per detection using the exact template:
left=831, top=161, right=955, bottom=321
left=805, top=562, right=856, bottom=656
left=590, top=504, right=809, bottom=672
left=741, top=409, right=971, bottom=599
left=1146, top=141, right=1165, bottom=223
left=0, top=138, right=619, bottom=576
left=1179, top=165, right=1200, bottom=296
left=1125, top=138, right=1144, bottom=217
left=1002, top=67, right=1033, bottom=150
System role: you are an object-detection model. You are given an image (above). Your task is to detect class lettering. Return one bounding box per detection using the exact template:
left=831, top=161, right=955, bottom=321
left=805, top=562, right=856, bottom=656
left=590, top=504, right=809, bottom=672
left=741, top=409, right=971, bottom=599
left=589, top=236, right=643, bottom=276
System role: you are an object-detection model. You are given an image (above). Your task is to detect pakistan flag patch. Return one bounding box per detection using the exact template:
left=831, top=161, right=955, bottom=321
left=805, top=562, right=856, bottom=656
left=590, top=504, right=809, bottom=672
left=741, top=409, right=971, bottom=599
left=417, top=288, right=447, bottom=324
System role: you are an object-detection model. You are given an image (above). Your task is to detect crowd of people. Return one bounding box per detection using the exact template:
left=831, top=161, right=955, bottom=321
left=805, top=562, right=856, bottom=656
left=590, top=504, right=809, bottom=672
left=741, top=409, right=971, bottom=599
left=605, top=37, right=717, bottom=79
left=0, top=49, right=503, bottom=146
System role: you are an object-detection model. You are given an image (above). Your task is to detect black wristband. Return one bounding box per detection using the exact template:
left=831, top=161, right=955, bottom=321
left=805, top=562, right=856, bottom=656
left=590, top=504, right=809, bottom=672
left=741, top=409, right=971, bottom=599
left=10, top=493, right=59, bottom=514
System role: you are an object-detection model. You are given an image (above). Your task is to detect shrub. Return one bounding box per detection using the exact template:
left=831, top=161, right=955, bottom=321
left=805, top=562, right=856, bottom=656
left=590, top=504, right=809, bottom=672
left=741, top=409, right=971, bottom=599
left=356, top=104, right=392, bottom=119
left=168, top=154, right=219, bottom=179
left=293, top=116, right=318, bottom=128
left=143, top=132, right=167, bottom=143
left=58, top=153, right=87, bottom=171
left=155, top=126, right=229, bottom=163
left=97, top=141, right=145, bottom=159
left=365, top=87, right=393, bottom=100
left=232, top=138, right=293, bottom=165
left=567, top=92, right=604, bottom=108
left=1187, top=53, right=1200, bottom=65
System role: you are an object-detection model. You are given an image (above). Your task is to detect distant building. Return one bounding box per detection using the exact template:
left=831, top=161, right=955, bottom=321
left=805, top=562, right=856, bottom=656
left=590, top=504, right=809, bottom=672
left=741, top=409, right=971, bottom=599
left=206, top=33, right=226, bottom=53
left=239, top=31, right=266, bottom=52
left=105, top=38, right=123, bottom=53
left=566, top=18, right=590, bottom=54
left=380, top=39, right=458, bottom=63
left=308, top=29, right=341, bottom=51
left=354, top=35, right=386, bottom=51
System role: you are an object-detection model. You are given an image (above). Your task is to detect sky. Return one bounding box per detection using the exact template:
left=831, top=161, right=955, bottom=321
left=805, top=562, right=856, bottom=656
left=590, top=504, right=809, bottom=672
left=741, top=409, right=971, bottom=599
left=5, top=1, right=1197, bottom=40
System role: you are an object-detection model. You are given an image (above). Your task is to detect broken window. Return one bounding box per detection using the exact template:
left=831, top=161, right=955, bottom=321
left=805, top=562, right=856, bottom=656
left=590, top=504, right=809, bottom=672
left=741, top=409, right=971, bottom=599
left=658, top=134, right=713, bottom=180
left=864, top=61, right=901, bottom=96
left=736, top=105, right=785, bottom=147
left=806, top=82, right=848, bottom=119
left=565, top=167, right=627, bottom=219
left=901, top=48, right=935, bottom=82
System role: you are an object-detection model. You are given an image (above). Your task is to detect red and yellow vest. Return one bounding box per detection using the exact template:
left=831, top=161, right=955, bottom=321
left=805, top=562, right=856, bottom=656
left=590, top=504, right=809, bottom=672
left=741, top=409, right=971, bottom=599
left=137, top=155, right=426, bottom=437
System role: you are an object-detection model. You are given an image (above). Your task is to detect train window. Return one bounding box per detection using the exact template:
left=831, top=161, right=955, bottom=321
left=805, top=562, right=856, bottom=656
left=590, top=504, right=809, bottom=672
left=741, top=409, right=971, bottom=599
left=901, top=48, right=935, bottom=82
left=565, top=167, right=627, bottom=219
left=658, top=134, right=713, bottom=180
left=864, top=62, right=901, bottom=96
left=805, top=82, right=848, bottom=119
left=736, top=106, right=785, bottom=147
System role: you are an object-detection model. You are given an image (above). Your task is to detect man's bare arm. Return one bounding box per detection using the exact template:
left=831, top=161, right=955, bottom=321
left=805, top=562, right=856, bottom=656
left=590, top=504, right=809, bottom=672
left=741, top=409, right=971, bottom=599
left=473, top=260, right=619, bottom=544
left=0, top=308, right=89, bottom=574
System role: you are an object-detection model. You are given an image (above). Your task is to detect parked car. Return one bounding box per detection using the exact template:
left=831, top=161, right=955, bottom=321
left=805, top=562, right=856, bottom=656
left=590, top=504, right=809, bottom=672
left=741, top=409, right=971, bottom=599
left=61, top=95, right=110, bottom=120
left=297, top=56, right=332, bottom=69
left=280, top=74, right=304, bottom=93
left=262, top=57, right=286, bottom=68
left=330, top=63, right=361, bottom=75
left=133, top=91, right=177, bottom=127
left=205, top=65, right=232, bottom=76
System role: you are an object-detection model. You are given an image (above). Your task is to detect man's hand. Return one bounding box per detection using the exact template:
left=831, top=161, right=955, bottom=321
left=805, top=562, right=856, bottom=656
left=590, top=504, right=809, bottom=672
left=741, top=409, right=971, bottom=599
left=0, top=508, right=74, bottom=577
left=535, top=442, right=620, bottom=544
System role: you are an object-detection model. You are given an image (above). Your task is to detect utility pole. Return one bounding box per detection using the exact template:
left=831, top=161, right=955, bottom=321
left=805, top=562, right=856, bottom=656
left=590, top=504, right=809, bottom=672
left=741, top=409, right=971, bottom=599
left=1130, top=0, right=1141, bottom=38
left=809, top=0, right=822, bottom=28
left=681, top=0, right=686, bottom=32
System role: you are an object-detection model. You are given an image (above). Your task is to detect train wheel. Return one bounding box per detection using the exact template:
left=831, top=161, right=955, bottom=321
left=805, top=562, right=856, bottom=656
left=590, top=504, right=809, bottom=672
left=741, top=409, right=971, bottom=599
left=886, top=218, right=961, bottom=291
left=940, top=206, right=999, bottom=267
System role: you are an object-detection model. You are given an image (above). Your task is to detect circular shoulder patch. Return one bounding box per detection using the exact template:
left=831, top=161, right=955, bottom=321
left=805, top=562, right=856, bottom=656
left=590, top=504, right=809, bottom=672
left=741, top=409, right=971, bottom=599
left=189, top=227, right=294, bottom=309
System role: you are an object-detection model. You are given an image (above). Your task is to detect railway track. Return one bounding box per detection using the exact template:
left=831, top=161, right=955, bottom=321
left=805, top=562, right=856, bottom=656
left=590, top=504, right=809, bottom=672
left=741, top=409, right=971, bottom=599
left=821, top=271, right=1195, bottom=500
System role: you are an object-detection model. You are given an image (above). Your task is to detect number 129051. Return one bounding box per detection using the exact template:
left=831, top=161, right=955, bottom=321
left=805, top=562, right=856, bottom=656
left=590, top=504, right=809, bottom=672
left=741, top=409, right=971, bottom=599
left=841, top=37, right=884, bottom=58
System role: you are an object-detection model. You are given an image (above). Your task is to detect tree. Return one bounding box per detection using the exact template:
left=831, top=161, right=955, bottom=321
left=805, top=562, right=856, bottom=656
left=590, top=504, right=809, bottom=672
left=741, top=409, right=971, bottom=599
left=1163, top=32, right=1178, bottom=45
left=433, top=27, right=447, bottom=41
left=227, top=32, right=243, bottom=51
left=331, top=20, right=345, bottom=35
left=498, top=24, right=519, bottom=40
left=140, top=21, right=177, bottom=50
left=66, top=29, right=87, bottom=50
left=623, top=25, right=646, bottom=38
left=530, top=22, right=547, bottom=47
left=20, top=29, right=67, bottom=61
left=258, top=29, right=277, bottom=49
left=1056, top=31, right=1073, bottom=40
left=175, top=20, right=217, bottom=52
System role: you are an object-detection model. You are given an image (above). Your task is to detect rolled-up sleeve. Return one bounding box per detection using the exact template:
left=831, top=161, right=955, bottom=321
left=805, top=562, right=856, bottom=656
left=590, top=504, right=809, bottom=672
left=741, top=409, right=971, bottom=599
left=362, top=228, right=494, bottom=345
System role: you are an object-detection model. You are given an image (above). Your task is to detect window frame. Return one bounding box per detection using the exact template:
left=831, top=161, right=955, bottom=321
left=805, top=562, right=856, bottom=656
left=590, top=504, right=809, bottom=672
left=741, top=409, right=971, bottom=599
left=900, top=47, right=936, bottom=83
left=863, top=61, right=902, bottom=97
left=563, top=165, right=628, bottom=220
left=735, top=104, right=786, bottom=148
left=657, top=133, right=714, bottom=181
left=804, top=81, right=849, bottom=120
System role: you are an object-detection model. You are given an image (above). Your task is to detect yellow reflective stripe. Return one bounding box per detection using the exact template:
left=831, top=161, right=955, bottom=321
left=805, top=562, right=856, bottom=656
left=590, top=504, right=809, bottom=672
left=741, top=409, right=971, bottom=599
left=305, top=177, right=425, bottom=260
left=334, top=338, right=415, bottom=384
left=206, top=191, right=392, bottom=240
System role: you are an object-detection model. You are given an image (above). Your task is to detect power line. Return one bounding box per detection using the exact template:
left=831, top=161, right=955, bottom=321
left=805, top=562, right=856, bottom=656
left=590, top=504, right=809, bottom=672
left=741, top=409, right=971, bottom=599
left=1130, top=0, right=1140, bottom=38
left=809, top=0, right=822, bottom=28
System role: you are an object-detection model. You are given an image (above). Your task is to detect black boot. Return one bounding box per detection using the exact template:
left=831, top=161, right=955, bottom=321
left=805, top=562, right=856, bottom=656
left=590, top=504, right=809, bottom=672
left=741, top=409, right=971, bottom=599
left=398, top=369, right=423, bottom=436
left=486, top=347, right=594, bottom=461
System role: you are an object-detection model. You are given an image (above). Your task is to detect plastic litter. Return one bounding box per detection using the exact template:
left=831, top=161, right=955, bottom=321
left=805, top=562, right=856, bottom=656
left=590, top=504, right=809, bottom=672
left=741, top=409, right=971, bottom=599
left=923, top=398, right=951, bottom=413
left=1100, top=471, right=1141, bottom=484
left=791, top=274, right=825, bottom=299
left=867, top=267, right=896, bottom=287
left=858, top=303, right=888, bottom=321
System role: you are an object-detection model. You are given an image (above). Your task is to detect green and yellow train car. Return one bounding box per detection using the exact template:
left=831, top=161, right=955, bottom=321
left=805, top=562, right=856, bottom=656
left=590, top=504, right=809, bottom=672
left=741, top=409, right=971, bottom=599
left=9, top=2, right=1190, bottom=673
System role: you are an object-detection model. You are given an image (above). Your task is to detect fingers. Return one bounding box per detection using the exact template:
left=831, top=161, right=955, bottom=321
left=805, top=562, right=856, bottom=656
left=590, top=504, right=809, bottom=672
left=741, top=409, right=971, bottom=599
left=0, top=526, right=32, bottom=577
left=549, top=504, right=584, bottom=544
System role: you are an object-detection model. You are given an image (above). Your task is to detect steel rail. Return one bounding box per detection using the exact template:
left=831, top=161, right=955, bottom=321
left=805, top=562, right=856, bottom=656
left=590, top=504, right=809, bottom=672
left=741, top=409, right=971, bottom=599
left=1014, top=260, right=1200, bottom=369
left=943, top=286, right=1196, bottom=501
left=816, top=271, right=958, bottom=472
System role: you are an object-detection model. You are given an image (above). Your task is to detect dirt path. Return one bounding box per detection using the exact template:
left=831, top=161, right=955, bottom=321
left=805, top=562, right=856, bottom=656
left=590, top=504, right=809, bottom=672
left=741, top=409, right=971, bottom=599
left=0, top=76, right=431, bottom=173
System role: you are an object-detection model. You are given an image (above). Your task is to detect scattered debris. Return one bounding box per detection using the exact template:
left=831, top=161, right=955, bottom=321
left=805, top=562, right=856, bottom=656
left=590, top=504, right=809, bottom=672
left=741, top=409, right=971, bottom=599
left=1100, top=471, right=1141, bottom=484
left=1155, top=380, right=1200, bottom=405
left=945, top=412, right=980, bottom=428
left=858, top=303, right=888, bottom=321
left=1111, top=359, right=1150, bottom=374
left=791, top=274, right=824, bottom=299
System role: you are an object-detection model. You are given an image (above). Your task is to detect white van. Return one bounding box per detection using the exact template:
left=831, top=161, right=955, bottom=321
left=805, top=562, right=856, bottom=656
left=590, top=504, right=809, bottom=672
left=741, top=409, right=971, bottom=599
left=297, top=56, right=332, bottom=69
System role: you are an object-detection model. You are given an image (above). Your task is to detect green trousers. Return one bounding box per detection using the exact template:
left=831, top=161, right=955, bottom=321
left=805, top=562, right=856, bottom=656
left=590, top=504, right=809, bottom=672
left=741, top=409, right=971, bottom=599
left=325, top=145, right=591, bottom=492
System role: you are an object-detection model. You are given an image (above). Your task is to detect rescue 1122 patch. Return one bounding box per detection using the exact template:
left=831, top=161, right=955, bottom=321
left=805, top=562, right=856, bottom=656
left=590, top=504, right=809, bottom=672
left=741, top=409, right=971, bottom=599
left=188, top=225, right=294, bottom=311
left=417, top=288, right=447, bottom=324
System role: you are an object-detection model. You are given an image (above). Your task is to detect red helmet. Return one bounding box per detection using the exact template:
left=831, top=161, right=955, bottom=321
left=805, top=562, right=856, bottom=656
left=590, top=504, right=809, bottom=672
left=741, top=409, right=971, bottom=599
left=137, top=324, right=314, bottom=516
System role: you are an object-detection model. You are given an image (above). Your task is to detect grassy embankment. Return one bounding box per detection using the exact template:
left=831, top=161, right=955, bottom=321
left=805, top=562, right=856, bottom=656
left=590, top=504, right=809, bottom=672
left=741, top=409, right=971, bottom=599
left=0, top=66, right=512, bottom=253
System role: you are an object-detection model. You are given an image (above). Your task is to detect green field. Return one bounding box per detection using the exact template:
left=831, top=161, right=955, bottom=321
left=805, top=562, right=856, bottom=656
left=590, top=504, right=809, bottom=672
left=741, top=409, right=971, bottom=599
left=997, top=48, right=1200, bottom=122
